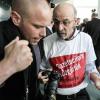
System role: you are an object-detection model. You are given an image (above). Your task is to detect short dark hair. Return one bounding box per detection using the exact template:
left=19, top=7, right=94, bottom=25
left=92, top=13, right=98, bottom=17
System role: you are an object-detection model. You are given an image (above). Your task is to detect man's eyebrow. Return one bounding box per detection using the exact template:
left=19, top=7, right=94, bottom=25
left=32, top=24, right=45, bottom=28
left=53, top=18, right=60, bottom=21
left=53, top=18, right=69, bottom=22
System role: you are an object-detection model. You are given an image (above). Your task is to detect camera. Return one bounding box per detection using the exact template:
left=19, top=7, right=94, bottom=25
left=43, top=71, right=61, bottom=100
left=42, top=70, right=51, bottom=76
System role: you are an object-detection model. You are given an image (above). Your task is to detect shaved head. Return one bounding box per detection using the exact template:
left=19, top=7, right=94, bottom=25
left=11, top=0, right=52, bottom=45
left=53, top=3, right=77, bottom=19
left=53, top=3, right=77, bottom=40
left=11, top=0, right=51, bottom=18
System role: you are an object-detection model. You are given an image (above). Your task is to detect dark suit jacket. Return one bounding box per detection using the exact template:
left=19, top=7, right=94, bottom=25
left=0, top=19, right=42, bottom=100
left=84, top=18, right=100, bottom=47
left=84, top=18, right=100, bottom=67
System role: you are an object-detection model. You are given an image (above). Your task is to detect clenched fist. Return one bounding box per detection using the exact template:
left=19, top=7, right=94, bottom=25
left=0, top=37, right=33, bottom=85
left=4, top=37, right=33, bottom=72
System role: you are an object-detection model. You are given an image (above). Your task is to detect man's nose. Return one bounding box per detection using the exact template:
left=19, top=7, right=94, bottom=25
left=40, top=27, right=46, bottom=37
left=58, top=23, right=64, bottom=31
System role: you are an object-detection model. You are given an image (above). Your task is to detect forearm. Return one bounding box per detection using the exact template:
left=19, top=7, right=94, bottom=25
left=90, top=72, right=100, bottom=89
left=86, top=61, right=100, bottom=89
left=0, top=38, right=33, bottom=85
left=0, top=58, right=16, bottom=85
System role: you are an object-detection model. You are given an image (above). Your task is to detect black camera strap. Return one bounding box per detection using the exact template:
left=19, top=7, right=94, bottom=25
left=24, top=69, right=29, bottom=100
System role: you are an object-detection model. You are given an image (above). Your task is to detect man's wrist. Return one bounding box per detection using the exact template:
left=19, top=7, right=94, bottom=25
left=1, top=58, right=17, bottom=74
left=90, top=72, right=100, bottom=83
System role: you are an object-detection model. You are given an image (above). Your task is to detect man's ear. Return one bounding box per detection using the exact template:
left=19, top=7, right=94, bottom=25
left=11, top=11, right=21, bottom=26
left=74, top=18, right=78, bottom=26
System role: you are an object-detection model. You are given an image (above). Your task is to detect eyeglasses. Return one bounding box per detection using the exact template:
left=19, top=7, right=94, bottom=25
left=53, top=18, right=74, bottom=26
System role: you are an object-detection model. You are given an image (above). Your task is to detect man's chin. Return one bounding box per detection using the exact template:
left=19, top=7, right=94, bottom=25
left=31, top=42, right=38, bottom=45
left=57, top=33, right=65, bottom=39
left=30, top=41, right=38, bottom=45
left=58, top=35, right=67, bottom=40
left=30, top=39, right=41, bottom=45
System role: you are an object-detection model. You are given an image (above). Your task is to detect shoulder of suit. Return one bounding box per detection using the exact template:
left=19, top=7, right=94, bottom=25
left=43, top=33, right=57, bottom=43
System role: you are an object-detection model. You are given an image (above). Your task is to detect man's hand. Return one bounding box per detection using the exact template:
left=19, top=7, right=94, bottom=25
left=94, top=76, right=100, bottom=89
left=38, top=71, right=49, bottom=84
left=4, top=36, right=33, bottom=72
left=90, top=72, right=100, bottom=89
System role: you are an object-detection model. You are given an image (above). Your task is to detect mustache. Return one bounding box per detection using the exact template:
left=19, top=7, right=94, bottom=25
left=57, top=30, right=65, bottom=33
left=57, top=31, right=66, bottom=35
left=57, top=31, right=66, bottom=38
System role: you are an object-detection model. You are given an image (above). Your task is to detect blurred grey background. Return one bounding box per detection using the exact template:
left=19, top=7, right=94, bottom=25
left=0, top=0, right=11, bottom=21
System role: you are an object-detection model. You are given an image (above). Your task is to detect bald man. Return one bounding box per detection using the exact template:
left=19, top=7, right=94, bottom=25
left=0, top=0, right=52, bottom=100
left=39, top=2, right=100, bottom=100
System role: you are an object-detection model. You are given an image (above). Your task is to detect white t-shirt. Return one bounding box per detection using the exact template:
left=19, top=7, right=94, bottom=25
left=40, top=30, right=97, bottom=95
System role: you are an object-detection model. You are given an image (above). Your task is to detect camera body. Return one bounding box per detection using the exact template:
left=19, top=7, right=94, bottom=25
left=42, top=70, right=61, bottom=100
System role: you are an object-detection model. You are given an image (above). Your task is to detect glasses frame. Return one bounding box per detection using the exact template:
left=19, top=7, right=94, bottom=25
left=53, top=18, right=75, bottom=26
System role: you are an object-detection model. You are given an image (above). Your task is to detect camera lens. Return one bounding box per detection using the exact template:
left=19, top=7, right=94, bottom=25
left=44, top=71, right=61, bottom=100
left=42, top=70, right=51, bottom=76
